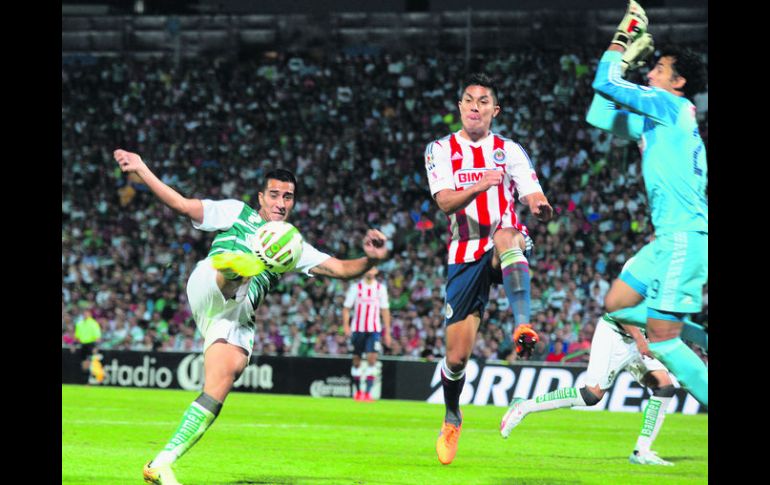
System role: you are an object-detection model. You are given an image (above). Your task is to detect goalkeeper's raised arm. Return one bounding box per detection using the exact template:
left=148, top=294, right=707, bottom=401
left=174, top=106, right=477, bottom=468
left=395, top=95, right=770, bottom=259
left=608, top=0, right=649, bottom=54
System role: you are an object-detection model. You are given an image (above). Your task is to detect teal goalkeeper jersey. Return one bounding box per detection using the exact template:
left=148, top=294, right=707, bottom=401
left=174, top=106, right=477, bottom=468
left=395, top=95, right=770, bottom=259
left=586, top=50, right=708, bottom=236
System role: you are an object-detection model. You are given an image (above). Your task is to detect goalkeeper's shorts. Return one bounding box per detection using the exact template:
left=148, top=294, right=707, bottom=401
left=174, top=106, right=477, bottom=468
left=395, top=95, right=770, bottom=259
left=186, top=259, right=256, bottom=358
left=620, top=231, right=708, bottom=316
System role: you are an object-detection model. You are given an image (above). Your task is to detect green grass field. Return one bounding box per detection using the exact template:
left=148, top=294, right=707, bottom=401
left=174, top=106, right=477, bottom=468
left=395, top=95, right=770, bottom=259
left=62, top=384, right=707, bottom=484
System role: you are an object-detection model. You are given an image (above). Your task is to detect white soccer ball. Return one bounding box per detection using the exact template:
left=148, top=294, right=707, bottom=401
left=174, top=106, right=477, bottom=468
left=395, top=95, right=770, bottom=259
left=249, top=220, right=304, bottom=273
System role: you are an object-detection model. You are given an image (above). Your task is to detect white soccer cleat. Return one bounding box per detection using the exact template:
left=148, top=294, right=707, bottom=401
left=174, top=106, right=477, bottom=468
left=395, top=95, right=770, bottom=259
left=500, top=397, right=527, bottom=439
left=629, top=450, right=674, bottom=466
left=143, top=461, right=183, bottom=485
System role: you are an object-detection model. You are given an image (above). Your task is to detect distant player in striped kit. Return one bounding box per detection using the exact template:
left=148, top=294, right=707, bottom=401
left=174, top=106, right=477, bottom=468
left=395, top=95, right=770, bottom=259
left=584, top=0, right=708, bottom=412
left=342, top=266, right=391, bottom=401
left=425, top=73, right=553, bottom=465
left=114, top=149, right=388, bottom=485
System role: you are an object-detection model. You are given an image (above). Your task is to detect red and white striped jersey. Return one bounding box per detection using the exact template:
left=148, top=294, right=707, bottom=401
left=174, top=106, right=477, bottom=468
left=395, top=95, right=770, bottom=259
left=343, top=280, right=390, bottom=333
left=425, top=131, right=543, bottom=265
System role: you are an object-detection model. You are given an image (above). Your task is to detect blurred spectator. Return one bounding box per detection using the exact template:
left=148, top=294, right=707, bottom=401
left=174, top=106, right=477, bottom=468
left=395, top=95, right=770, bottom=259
left=565, top=322, right=594, bottom=363
left=545, top=338, right=568, bottom=363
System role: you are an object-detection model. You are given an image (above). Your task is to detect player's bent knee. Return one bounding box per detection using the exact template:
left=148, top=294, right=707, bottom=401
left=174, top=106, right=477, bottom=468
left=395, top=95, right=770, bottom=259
left=494, top=228, right=525, bottom=251
left=580, top=386, right=603, bottom=406
left=445, top=354, right=468, bottom=373
left=652, top=384, right=676, bottom=398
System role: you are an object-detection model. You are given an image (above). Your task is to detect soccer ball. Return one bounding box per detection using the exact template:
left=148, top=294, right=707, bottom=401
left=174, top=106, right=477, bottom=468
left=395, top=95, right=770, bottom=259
left=249, top=220, right=304, bottom=273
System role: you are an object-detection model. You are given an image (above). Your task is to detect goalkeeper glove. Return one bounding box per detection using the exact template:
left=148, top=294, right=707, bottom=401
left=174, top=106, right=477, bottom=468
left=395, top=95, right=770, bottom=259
left=211, top=252, right=267, bottom=278
left=621, top=32, right=655, bottom=76
left=612, top=0, right=649, bottom=50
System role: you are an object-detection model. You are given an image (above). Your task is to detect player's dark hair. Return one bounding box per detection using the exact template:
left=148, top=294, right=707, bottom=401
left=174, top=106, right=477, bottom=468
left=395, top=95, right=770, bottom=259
left=262, top=168, right=297, bottom=193
left=461, top=72, right=499, bottom=105
left=659, top=45, right=707, bottom=101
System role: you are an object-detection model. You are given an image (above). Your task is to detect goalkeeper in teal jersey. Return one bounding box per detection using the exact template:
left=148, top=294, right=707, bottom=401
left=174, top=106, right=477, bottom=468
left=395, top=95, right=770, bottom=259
left=114, top=149, right=388, bottom=485
left=584, top=1, right=708, bottom=409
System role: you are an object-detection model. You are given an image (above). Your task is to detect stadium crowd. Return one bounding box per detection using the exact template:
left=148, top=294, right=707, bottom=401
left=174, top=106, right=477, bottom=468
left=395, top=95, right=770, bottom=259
left=62, top=45, right=708, bottom=363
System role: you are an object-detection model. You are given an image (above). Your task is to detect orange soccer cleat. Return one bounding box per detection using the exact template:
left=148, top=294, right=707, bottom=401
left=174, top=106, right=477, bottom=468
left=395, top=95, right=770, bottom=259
left=513, top=324, right=539, bottom=356
left=436, top=420, right=462, bottom=465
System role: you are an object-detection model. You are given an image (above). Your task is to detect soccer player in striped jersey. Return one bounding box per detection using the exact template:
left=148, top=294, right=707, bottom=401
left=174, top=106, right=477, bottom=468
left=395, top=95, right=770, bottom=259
left=584, top=0, right=708, bottom=411
left=114, top=149, right=388, bottom=485
left=425, top=73, right=553, bottom=465
left=342, top=266, right=391, bottom=401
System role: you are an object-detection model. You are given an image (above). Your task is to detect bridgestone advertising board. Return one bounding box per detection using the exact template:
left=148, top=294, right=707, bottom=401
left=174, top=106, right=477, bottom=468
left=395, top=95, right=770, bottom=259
left=62, top=350, right=704, bottom=414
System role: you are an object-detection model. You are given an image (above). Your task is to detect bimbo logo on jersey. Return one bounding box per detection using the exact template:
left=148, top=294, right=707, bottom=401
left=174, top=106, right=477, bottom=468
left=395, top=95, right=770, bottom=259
left=454, top=167, right=502, bottom=187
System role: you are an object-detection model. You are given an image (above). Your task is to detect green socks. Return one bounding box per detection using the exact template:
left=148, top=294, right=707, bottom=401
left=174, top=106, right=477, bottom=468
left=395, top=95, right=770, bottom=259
left=525, top=387, right=587, bottom=413
left=152, top=393, right=223, bottom=466
left=634, top=395, right=671, bottom=453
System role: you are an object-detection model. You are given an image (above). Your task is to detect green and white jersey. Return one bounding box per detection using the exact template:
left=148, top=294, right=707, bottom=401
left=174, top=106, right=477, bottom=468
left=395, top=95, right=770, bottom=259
left=192, top=199, right=331, bottom=314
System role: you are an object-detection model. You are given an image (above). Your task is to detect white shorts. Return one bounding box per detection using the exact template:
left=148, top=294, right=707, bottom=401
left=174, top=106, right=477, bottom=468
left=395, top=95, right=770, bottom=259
left=186, top=259, right=257, bottom=358
left=584, top=317, right=667, bottom=390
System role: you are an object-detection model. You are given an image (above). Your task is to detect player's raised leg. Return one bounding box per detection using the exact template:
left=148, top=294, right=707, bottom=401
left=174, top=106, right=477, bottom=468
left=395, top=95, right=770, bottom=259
left=494, top=228, right=532, bottom=328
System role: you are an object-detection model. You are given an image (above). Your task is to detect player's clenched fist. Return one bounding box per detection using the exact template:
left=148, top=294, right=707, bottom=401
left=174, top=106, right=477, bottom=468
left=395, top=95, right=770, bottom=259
left=114, top=149, right=145, bottom=173
left=362, top=229, right=388, bottom=260
left=474, top=169, right=504, bottom=192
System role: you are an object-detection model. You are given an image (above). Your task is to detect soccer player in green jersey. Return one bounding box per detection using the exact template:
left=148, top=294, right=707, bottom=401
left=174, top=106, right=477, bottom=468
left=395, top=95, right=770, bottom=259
left=583, top=1, right=708, bottom=408
left=114, top=149, right=388, bottom=485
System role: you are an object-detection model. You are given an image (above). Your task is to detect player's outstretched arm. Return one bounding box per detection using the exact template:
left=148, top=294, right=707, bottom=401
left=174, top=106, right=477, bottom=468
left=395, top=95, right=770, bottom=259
left=342, top=307, right=352, bottom=337
left=114, top=149, right=204, bottom=224
left=592, top=3, right=679, bottom=126
left=310, top=229, right=388, bottom=280
left=585, top=92, right=646, bottom=141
